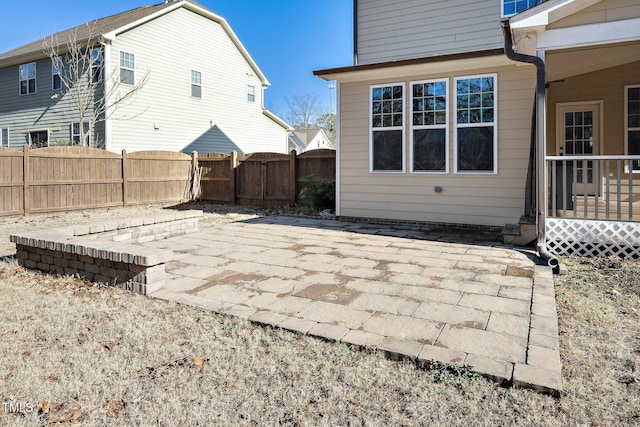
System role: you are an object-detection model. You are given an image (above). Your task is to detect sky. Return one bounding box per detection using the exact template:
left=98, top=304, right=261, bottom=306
left=0, top=0, right=353, bottom=120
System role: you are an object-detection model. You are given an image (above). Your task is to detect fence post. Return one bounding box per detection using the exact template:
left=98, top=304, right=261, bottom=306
left=23, top=144, right=30, bottom=216
left=191, top=150, right=198, bottom=201
left=230, top=151, right=237, bottom=204
left=122, top=149, right=128, bottom=207
left=289, top=150, right=297, bottom=206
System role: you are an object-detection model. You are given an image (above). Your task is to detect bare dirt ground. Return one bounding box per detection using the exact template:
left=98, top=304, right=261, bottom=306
left=0, top=204, right=639, bottom=425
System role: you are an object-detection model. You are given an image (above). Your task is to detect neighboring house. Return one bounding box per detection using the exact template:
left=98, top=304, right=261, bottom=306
left=315, top=0, right=640, bottom=259
left=288, top=128, right=335, bottom=153
left=0, top=0, right=292, bottom=154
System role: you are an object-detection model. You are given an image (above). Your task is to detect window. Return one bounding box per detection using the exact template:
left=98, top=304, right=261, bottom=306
left=52, top=58, right=62, bottom=90
left=502, top=0, right=546, bottom=17
left=119, top=51, right=135, bottom=85
left=411, top=79, right=448, bottom=173
left=71, top=122, right=91, bottom=146
left=91, top=48, right=103, bottom=83
left=247, top=85, right=255, bottom=102
left=29, top=130, right=49, bottom=148
left=191, top=70, right=202, bottom=98
left=371, top=83, right=405, bottom=172
left=626, top=85, right=640, bottom=170
left=19, top=62, right=36, bottom=95
left=454, top=74, right=497, bottom=173
left=1, top=128, right=8, bottom=147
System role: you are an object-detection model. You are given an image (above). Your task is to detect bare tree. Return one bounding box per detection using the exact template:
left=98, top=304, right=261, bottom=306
left=285, top=93, right=324, bottom=129
left=43, top=24, right=149, bottom=147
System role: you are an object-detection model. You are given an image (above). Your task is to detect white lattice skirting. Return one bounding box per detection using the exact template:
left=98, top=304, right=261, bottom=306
left=546, top=218, right=640, bottom=258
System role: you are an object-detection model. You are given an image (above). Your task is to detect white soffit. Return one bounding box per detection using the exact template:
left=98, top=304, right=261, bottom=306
left=538, top=17, right=640, bottom=50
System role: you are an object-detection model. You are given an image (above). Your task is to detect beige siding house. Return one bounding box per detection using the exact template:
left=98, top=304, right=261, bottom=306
left=316, top=0, right=640, bottom=260
left=0, top=0, right=291, bottom=154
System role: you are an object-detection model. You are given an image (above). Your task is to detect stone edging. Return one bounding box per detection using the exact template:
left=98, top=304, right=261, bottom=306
left=10, top=210, right=203, bottom=295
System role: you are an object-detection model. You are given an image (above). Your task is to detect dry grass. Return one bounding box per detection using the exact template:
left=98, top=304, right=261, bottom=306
left=0, top=206, right=639, bottom=425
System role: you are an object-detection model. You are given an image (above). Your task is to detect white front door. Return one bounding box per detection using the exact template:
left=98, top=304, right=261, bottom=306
left=556, top=102, right=601, bottom=195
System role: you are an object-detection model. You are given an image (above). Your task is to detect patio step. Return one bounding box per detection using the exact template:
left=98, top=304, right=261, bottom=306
left=502, top=216, right=537, bottom=246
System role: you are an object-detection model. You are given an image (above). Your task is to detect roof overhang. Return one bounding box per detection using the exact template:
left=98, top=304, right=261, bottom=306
left=103, top=1, right=270, bottom=87
left=264, top=109, right=293, bottom=131
left=0, top=0, right=270, bottom=87
left=314, top=49, right=513, bottom=83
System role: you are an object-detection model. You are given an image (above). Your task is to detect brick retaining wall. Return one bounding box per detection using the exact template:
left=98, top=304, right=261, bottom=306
left=10, top=210, right=202, bottom=294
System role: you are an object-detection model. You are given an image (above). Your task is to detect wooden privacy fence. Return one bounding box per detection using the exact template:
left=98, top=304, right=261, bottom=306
left=0, top=146, right=335, bottom=216
left=0, top=145, right=193, bottom=216
left=197, top=149, right=336, bottom=207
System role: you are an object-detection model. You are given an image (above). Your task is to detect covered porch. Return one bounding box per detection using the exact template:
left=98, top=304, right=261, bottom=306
left=509, top=0, right=640, bottom=258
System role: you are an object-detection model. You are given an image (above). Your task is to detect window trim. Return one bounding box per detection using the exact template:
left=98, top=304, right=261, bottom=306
left=28, top=130, right=49, bottom=148
left=52, top=58, right=62, bottom=91
left=453, top=73, right=498, bottom=174
left=625, top=84, right=640, bottom=172
left=71, top=121, right=92, bottom=146
left=19, top=62, right=37, bottom=95
left=191, top=70, right=202, bottom=98
left=119, top=50, right=135, bottom=85
left=501, top=0, right=544, bottom=18
left=369, top=82, right=406, bottom=173
left=247, top=85, right=255, bottom=102
left=410, top=78, right=449, bottom=174
left=2, top=128, right=8, bottom=147
left=91, top=48, right=103, bottom=83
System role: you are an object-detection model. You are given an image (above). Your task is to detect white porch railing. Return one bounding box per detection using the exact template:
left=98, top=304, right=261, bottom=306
left=545, top=155, right=640, bottom=258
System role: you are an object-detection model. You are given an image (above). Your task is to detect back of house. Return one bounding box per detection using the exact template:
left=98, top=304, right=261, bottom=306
left=316, top=0, right=640, bottom=258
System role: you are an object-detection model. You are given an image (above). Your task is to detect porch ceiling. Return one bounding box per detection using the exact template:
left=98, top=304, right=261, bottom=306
left=546, top=41, right=640, bottom=81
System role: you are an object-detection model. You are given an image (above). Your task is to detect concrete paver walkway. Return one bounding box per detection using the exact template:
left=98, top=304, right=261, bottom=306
left=146, top=216, right=562, bottom=394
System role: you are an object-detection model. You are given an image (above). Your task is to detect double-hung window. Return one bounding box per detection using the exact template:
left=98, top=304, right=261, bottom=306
left=370, top=83, right=405, bottom=172
left=119, top=51, right=135, bottom=85
left=91, top=48, right=103, bottom=83
left=52, top=58, right=62, bottom=90
left=71, top=121, right=91, bottom=146
left=191, top=70, right=202, bottom=98
left=411, top=79, right=448, bottom=173
left=626, top=85, right=640, bottom=171
left=454, top=74, right=497, bottom=173
left=502, top=0, right=545, bottom=17
left=247, top=85, right=255, bottom=102
left=19, top=62, right=36, bottom=95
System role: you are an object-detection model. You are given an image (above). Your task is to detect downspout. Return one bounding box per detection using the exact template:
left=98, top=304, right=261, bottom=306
left=501, top=20, right=559, bottom=272
left=99, top=37, right=112, bottom=152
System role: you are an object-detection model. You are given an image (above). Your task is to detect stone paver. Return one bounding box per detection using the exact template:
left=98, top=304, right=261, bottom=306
left=146, top=216, right=562, bottom=394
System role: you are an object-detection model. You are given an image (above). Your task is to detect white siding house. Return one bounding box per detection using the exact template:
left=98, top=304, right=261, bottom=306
left=0, top=0, right=292, bottom=155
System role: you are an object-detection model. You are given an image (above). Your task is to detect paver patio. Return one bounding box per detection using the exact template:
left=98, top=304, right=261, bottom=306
left=146, top=216, right=562, bottom=394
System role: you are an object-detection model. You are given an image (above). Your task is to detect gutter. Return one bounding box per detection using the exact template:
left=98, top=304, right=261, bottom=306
left=501, top=20, right=559, bottom=273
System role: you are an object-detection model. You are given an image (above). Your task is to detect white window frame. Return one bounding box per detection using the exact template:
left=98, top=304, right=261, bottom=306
left=625, top=84, right=640, bottom=172
left=19, top=62, right=37, bottom=95
left=247, top=85, right=255, bottom=102
left=28, top=130, right=50, bottom=148
left=369, top=82, right=406, bottom=173
left=501, top=0, right=543, bottom=17
left=91, top=48, right=103, bottom=83
left=119, top=51, right=135, bottom=85
left=52, top=58, right=62, bottom=90
left=191, top=70, right=202, bottom=98
left=454, top=73, right=498, bottom=174
left=0, top=129, right=3, bottom=147
left=410, top=79, right=449, bottom=174
left=71, top=121, right=91, bottom=146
